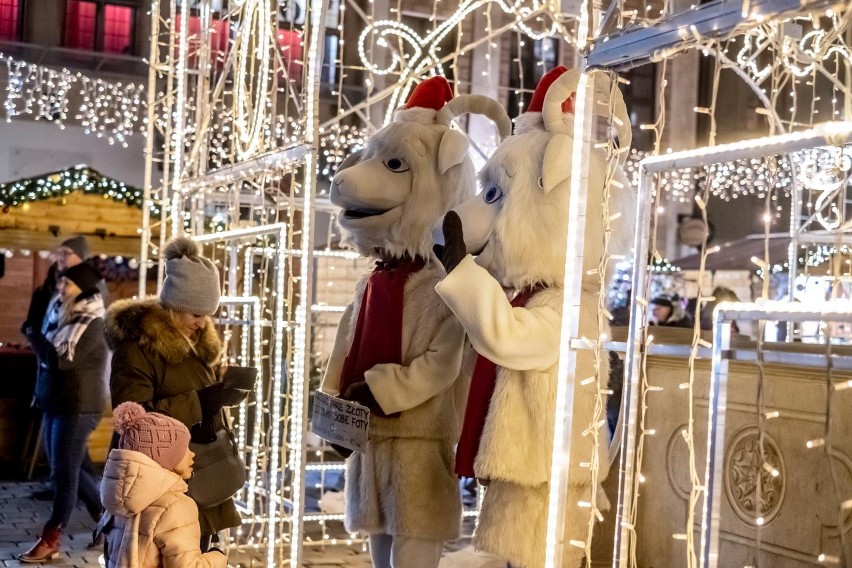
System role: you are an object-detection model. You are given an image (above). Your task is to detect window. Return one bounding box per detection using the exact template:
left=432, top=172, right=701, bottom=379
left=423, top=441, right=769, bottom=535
left=65, top=0, right=97, bottom=50
left=174, top=15, right=230, bottom=68
left=103, top=4, right=132, bottom=53
left=621, top=64, right=657, bottom=151
left=507, top=37, right=560, bottom=118
left=64, top=1, right=136, bottom=54
left=0, top=0, right=20, bottom=41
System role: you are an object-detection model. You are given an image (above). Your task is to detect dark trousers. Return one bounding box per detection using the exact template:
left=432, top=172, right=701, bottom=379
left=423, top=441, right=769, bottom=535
left=42, top=412, right=102, bottom=527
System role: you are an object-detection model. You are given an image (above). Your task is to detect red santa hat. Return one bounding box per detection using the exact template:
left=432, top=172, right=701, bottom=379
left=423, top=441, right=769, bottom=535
left=404, top=75, right=454, bottom=110
left=526, top=65, right=575, bottom=114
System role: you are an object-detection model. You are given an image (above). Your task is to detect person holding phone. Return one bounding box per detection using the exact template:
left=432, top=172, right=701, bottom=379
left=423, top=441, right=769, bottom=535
left=104, top=237, right=247, bottom=552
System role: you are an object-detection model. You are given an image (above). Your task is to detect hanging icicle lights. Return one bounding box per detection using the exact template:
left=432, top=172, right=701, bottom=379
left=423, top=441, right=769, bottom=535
left=2, top=53, right=146, bottom=146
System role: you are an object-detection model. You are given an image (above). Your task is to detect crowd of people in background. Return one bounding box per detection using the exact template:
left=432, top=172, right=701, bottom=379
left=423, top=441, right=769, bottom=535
left=17, top=235, right=245, bottom=567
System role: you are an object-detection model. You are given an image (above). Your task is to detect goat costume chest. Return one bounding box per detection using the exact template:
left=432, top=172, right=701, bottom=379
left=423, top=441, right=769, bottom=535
left=321, top=261, right=469, bottom=540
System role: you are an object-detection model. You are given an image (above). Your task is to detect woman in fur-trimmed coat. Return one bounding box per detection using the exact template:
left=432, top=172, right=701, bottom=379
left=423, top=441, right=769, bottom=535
left=104, top=238, right=246, bottom=543
left=105, top=299, right=241, bottom=538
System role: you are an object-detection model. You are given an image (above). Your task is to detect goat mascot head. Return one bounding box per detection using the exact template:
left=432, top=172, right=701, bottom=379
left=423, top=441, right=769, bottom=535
left=330, top=76, right=511, bottom=259
left=447, top=65, right=635, bottom=290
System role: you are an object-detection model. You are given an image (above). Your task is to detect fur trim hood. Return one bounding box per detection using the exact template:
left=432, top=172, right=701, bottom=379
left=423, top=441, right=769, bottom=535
left=104, top=298, right=222, bottom=365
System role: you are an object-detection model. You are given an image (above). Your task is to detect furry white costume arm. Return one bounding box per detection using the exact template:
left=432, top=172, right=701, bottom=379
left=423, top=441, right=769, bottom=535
left=319, top=303, right=356, bottom=396
left=364, top=313, right=465, bottom=414
left=436, top=256, right=560, bottom=371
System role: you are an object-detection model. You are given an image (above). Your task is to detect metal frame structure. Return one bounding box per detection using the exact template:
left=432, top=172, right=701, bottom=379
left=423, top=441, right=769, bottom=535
left=705, top=301, right=852, bottom=567
left=614, top=122, right=852, bottom=568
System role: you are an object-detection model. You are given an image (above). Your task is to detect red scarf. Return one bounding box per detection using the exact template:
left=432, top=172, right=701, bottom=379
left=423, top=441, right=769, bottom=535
left=455, top=286, right=541, bottom=478
left=338, top=256, right=426, bottom=418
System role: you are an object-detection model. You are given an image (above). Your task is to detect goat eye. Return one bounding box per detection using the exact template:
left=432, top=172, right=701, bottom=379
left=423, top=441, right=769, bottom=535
left=483, top=186, right=503, bottom=204
left=383, top=158, right=410, bottom=172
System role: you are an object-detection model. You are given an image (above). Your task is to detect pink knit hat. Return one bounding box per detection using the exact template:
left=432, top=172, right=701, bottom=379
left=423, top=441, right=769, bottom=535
left=113, top=402, right=191, bottom=471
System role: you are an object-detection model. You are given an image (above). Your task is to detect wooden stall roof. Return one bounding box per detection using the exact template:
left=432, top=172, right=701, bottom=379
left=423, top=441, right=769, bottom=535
left=671, top=233, right=791, bottom=271
left=0, top=165, right=142, bottom=256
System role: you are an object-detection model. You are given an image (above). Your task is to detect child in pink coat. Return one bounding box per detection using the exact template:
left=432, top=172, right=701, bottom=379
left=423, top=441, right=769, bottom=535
left=99, top=402, right=227, bottom=568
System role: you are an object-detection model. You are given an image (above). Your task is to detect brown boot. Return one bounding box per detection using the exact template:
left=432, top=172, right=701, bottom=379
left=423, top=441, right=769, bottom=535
left=19, top=524, right=61, bottom=563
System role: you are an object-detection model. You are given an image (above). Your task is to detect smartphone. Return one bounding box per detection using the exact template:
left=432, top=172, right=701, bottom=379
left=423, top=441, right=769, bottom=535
left=222, top=366, right=258, bottom=391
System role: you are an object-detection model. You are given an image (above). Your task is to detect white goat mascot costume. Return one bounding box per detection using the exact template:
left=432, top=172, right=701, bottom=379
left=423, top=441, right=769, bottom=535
left=434, top=66, right=635, bottom=568
left=320, top=76, right=511, bottom=568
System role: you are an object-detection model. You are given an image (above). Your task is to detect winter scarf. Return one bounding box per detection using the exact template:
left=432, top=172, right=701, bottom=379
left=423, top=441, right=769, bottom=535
left=455, top=285, right=541, bottom=478
left=338, top=256, right=426, bottom=418
left=45, top=293, right=105, bottom=361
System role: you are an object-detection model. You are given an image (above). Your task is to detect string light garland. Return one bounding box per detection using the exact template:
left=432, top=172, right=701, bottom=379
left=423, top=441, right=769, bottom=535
left=2, top=53, right=146, bottom=146
left=0, top=164, right=231, bottom=235
left=0, top=165, right=142, bottom=209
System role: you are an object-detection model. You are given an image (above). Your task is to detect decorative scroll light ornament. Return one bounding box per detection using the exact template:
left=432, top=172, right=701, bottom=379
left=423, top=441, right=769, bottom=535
left=2, top=54, right=146, bottom=146
left=797, top=147, right=852, bottom=231
left=234, top=0, right=273, bottom=159
left=734, top=17, right=852, bottom=84
left=358, top=0, right=565, bottom=124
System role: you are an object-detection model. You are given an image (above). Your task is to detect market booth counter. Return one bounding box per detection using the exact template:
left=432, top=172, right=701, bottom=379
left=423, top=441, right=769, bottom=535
left=601, top=327, right=852, bottom=567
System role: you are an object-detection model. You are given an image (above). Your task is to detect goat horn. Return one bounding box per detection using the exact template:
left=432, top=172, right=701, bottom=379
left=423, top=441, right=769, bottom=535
left=436, top=95, right=512, bottom=139
left=543, top=68, right=582, bottom=133
left=591, top=72, right=632, bottom=161
left=544, top=70, right=632, bottom=161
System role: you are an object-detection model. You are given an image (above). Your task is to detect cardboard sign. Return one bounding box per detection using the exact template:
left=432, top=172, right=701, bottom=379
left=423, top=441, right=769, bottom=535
left=311, top=391, right=370, bottom=452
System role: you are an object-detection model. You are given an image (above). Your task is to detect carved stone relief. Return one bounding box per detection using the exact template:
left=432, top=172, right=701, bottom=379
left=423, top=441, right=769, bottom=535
left=723, top=426, right=786, bottom=527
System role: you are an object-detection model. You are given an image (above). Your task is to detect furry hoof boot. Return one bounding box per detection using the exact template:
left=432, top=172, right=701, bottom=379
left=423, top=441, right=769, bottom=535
left=19, top=524, right=61, bottom=563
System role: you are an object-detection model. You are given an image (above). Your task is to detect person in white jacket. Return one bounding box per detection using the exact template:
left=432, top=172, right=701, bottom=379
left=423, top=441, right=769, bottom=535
left=98, top=402, right=227, bottom=568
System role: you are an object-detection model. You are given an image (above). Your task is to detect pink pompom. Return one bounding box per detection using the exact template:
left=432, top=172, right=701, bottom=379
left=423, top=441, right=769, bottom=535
left=113, top=401, right=146, bottom=434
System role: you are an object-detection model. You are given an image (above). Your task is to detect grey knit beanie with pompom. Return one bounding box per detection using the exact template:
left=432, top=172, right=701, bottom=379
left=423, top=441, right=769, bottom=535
left=159, top=237, right=221, bottom=315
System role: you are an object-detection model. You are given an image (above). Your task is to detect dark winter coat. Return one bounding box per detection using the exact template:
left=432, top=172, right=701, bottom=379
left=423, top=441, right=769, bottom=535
left=22, top=263, right=58, bottom=337
left=27, top=318, right=108, bottom=415
left=103, top=298, right=240, bottom=535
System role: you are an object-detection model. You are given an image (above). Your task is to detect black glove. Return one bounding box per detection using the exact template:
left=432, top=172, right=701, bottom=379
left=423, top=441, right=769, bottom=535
left=329, top=443, right=353, bottom=460
left=432, top=211, right=467, bottom=273
left=197, top=383, right=248, bottom=419
left=342, top=381, right=380, bottom=413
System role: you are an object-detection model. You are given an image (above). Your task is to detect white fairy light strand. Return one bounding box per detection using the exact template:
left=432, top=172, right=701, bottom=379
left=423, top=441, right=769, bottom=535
left=1, top=53, right=145, bottom=146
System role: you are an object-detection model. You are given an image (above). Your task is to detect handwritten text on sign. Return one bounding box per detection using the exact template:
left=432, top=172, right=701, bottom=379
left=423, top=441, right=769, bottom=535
left=311, top=391, right=370, bottom=452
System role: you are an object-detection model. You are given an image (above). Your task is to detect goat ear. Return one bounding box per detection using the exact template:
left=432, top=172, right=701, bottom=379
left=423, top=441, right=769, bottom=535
left=541, top=134, right=572, bottom=194
left=438, top=130, right=469, bottom=174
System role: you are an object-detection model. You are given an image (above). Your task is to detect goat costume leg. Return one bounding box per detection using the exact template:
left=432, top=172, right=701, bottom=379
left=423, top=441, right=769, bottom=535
left=369, top=533, right=443, bottom=568
left=345, top=438, right=461, bottom=543
left=475, top=481, right=601, bottom=568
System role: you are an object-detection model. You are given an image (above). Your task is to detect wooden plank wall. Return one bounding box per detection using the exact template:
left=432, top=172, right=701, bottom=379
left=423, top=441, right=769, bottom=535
left=0, top=254, right=51, bottom=345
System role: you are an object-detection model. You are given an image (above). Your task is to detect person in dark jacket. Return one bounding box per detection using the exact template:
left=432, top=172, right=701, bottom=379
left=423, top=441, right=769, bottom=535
left=21, top=236, right=91, bottom=338
left=104, top=237, right=246, bottom=551
left=19, top=261, right=108, bottom=563
left=22, top=236, right=105, bottom=503
left=650, top=294, right=694, bottom=328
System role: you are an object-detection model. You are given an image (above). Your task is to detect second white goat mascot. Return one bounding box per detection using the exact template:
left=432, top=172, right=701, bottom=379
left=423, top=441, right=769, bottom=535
left=434, top=66, right=635, bottom=568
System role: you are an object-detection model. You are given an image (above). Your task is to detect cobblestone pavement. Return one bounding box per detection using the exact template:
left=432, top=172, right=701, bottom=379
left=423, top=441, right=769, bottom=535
left=0, top=481, right=502, bottom=567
